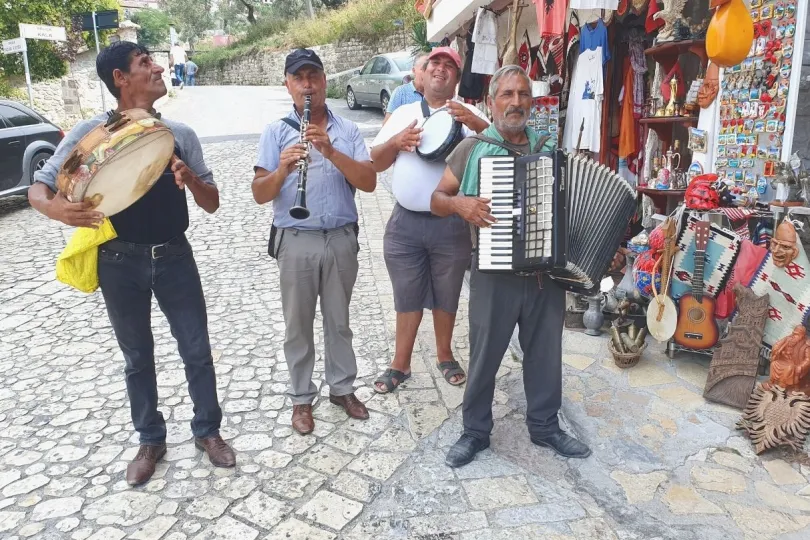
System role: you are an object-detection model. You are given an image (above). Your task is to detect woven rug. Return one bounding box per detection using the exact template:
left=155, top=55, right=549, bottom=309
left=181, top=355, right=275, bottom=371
left=747, top=240, right=810, bottom=348
left=671, top=216, right=741, bottom=300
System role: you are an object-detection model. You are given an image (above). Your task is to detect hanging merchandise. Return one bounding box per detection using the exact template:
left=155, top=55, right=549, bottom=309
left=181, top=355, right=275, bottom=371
left=714, top=0, right=802, bottom=204
left=533, top=0, right=568, bottom=37
left=459, top=26, right=486, bottom=101
left=571, top=0, right=619, bottom=9
left=706, top=0, right=755, bottom=67
left=529, top=96, right=561, bottom=148
left=471, top=7, right=499, bottom=75
left=561, top=19, right=610, bottom=153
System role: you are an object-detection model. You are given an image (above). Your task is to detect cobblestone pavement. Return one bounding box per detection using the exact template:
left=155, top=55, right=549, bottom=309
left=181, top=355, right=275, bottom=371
left=1, top=88, right=809, bottom=539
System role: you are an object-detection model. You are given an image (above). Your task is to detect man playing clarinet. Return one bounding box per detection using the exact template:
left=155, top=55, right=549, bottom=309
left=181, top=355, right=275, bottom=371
left=431, top=65, right=592, bottom=468
left=252, top=49, right=377, bottom=435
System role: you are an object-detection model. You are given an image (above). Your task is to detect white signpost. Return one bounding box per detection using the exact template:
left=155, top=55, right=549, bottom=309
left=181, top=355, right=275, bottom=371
left=2, top=24, right=66, bottom=110
left=19, top=23, right=67, bottom=41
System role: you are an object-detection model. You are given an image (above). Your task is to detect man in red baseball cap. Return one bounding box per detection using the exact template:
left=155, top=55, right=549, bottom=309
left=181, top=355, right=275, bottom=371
left=369, top=45, right=489, bottom=396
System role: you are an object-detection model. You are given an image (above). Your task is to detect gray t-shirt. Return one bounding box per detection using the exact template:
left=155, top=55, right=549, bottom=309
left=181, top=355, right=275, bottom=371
left=34, top=112, right=215, bottom=192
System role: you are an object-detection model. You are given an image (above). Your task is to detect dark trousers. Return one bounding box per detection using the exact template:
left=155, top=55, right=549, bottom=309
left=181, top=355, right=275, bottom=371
left=463, top=260, right=565, bottom=440
left=98, top=236, right=222, bottom=445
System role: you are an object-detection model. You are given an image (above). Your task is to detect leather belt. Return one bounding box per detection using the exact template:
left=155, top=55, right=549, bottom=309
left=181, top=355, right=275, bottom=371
left=102, top=235, right=188, bottom=260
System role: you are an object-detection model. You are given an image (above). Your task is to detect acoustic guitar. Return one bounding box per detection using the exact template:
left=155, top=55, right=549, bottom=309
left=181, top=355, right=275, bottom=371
left=673, top=221, right=720, bottom=349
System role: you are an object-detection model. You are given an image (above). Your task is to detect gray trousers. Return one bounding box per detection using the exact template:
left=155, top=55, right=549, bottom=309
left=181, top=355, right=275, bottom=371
left=463, top=260, right=565, bottom=439
left=275, top=224, right=359, bottom=404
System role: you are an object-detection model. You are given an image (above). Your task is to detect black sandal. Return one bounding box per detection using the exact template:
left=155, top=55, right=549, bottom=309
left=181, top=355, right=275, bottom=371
left=437, top=360, right=466, bottom=386
left=374, top=368, right=411, bottom=394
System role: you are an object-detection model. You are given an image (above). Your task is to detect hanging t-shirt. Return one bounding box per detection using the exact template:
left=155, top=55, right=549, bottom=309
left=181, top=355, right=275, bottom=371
left=562, top=46, right=605, bottom=153
left=570, top=0, right=619, bottom=9
left=533, top=0, right=568, bottom=37
left=579, top=18, right=611, bottom=64
left=472, top=8, right=499, bottom=75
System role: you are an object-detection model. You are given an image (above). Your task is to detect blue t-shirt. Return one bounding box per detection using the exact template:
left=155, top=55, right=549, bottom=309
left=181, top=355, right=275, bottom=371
left=580, top=19, right=611, bottom=65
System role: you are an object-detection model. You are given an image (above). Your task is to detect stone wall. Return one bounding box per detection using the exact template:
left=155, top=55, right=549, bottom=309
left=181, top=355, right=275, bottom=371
left=197, top=31, right=411, bottom=86
left=7, top=50, right=171, bottom=130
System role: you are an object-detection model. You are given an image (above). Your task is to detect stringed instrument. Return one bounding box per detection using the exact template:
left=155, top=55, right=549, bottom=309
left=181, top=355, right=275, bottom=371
left=673, top=221, right=720, bottom=349
left=647, top=218, right=678, bottom=342
left=706, top=0, right=754, bottom=67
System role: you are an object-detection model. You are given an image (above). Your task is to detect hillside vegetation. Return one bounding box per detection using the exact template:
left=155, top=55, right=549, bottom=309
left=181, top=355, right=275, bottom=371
left=195, top=0, right=420, bottom=70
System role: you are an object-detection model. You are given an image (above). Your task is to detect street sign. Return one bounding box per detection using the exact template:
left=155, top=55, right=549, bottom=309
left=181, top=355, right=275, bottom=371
left=19, top=23, right=67, bottom=42
left=2, top=37, right=26, bottom=55
left=80, top=10, right=119, bottom=31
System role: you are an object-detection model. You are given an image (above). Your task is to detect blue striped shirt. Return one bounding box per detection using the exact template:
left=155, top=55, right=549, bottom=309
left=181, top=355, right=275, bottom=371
left=386, top=82, right=423, bottom=114
left=256, top=106, right=370, bottom=230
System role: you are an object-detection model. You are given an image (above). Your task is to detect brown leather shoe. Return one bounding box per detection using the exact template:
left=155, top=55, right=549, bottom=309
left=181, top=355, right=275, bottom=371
left=330, top=393, right=369, bottom=420
left=126, top=443, right=166, bottom=486
left=195, top=435, right=236, bottom=468
left=292, top=404, right=315, bottom=435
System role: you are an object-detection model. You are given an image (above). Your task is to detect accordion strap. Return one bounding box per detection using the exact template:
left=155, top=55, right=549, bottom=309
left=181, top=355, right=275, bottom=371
left=470, top=134, right=552, bottom=156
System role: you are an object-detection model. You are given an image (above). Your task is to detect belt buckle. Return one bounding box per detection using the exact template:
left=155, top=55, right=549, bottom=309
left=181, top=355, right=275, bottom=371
left=151, top=244, right=167, bottom=259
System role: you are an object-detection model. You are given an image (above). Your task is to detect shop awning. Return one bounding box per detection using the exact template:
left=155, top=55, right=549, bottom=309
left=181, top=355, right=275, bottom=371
left=426, top=0, right=513, bottom=42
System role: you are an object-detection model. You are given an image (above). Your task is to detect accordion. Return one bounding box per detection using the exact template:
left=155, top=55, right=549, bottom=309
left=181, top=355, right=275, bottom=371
left=476, top=151, right=637, bottom=293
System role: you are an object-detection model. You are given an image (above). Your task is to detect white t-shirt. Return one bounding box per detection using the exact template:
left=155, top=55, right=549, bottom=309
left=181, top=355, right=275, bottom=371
left=562, top=46, right=604, bottom=153
left=371, top=100, right=489, bottom=212
left=171, top=45, right=187, bottom=66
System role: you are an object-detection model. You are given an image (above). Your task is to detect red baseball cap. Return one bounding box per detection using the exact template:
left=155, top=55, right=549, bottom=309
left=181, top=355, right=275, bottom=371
left=428, top=47, right=462, bottom=69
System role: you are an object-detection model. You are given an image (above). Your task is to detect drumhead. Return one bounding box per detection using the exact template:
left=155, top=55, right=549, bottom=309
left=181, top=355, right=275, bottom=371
left=418, top=110, right=456, bottom=154
left=647, top=296, right=678, bottom=343
left=82, top=131, right=175, bottom=217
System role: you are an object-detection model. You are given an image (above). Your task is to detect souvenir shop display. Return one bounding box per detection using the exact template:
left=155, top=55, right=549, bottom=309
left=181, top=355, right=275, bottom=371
left=748, top=219, right=810, bottom=351
left=703, top=284, right=769, bottom=409
left=706, top=0, right=755, bottom=67
left=652, top=0, right=688, bottom=43
left=672, top=220, right=721, bottom=350
left=737, top=383, right=810, bottom=454
left=713, top=0, right=802, bottom=204
left=528, top=96, right=560, bottom=148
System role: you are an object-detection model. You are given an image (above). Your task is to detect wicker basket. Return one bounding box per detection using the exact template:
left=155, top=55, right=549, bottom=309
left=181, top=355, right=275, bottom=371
left=608, top=340, right=647, bottom=369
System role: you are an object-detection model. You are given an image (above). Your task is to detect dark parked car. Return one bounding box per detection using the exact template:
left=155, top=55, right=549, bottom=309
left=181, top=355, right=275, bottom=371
left=0, top=100, right=64, bottom=199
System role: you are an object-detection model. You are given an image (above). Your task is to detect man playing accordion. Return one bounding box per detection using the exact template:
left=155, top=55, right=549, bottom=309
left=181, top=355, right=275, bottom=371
left=431, top=65, right=592, bottom=468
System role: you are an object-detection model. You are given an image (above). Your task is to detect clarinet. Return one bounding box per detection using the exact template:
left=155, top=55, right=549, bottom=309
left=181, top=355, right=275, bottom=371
left=289, top=94, right=312, bottom=220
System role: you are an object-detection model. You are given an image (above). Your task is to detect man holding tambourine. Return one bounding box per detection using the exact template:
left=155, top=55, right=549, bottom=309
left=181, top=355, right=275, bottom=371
left=369, top=47, right=489, bottom=394
left=29, top=42, right=235, bottom=486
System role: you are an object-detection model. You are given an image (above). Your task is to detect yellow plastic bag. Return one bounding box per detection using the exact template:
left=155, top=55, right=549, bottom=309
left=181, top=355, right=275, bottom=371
left=55, top=218, right=117, bottom=293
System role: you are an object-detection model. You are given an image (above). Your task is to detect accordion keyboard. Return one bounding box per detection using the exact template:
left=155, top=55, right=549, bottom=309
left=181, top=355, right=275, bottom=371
left=477, top=156, right=517, bottom=272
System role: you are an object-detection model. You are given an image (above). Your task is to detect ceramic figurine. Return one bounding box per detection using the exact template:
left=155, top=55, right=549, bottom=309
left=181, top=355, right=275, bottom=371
left=664, top=76, right=679, bottom=116
left=771, top=161, right=803, bottom=204
left=653, top=0, right=688, bottom=43
left=770, top=220, right=800, bottom=268
left=765, top=326, right=810, bottom=392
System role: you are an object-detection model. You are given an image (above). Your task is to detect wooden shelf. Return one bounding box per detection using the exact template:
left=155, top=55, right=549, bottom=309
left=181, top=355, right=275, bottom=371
left=639, top=116, right=699, bottom=126
left=645, top=39, right=707, bottom=70
left=636, top=187, right=686, bottom=197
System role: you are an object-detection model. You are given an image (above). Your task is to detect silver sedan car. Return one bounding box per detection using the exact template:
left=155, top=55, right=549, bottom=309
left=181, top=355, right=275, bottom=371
left=345, top=52, right=415, bottom=113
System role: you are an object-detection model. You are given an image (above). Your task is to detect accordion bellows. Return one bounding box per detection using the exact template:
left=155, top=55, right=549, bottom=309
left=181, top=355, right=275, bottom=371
left=476, top=151, right=637, bottom=293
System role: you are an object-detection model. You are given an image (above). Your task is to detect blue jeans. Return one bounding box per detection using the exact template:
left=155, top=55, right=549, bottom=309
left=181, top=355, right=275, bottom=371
left=98, top=235, right=222, bottom=444
left=174, top=64, right=185, bottom=83
left=187, top=74, right=196, bottom=86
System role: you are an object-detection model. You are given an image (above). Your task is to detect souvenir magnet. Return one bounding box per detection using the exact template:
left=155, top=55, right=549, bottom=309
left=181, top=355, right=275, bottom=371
left=787, top=3, right=796, bottom=18
left=764, top=161, right=775, bottom=176
left=730, top=159, right=741, bottom=168
left=761, top=5, right=773, bottom=19
left=757, top=175, right=768, bottom=194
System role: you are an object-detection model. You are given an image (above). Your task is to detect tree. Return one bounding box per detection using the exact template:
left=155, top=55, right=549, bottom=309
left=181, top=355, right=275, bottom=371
left=320, top=0, right=347, bottom=8
left=131, top=8, right=171, bottom=48
left=161, top=0, right=213, bottom=50
left=0, top=0, right=120, bottom=81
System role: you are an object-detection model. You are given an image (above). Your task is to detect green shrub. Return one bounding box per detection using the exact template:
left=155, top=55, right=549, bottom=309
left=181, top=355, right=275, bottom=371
left=196, top=0, right=418, bottom=72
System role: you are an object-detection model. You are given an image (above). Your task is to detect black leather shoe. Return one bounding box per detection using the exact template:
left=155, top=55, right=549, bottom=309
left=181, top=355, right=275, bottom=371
left=531, top=430, right=591, bottom=459
left=445, top=434, right=490, bottom=468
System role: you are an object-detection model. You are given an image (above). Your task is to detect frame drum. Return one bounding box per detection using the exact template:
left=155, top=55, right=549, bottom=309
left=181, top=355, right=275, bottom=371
left=56, top=108, right=175, bottom=217
left=416, top=109, right=463, bottom=162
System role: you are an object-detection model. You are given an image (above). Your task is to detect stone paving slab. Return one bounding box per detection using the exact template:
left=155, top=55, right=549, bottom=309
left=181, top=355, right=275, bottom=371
left=1, top=134, right=809, bottom=540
